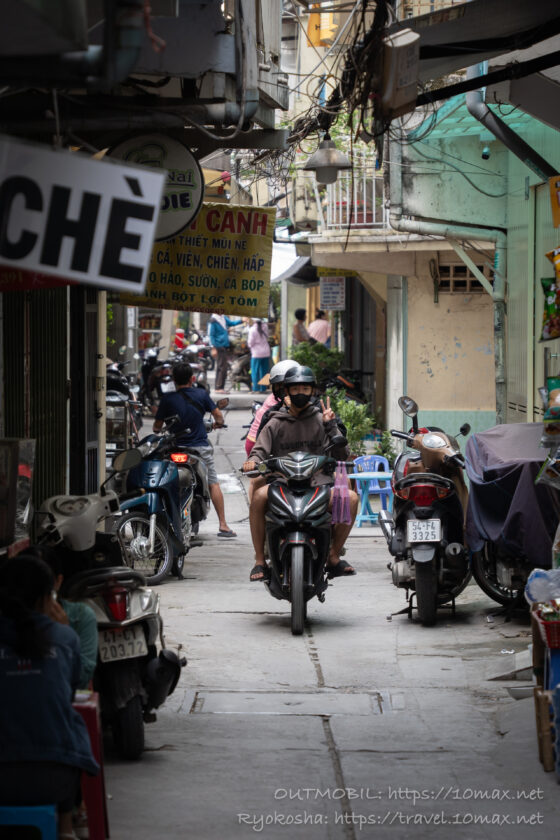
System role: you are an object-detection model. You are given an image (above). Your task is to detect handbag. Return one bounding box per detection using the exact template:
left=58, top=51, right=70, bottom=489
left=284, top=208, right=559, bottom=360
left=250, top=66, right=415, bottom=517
left=331, top=461, right=352, bottom=524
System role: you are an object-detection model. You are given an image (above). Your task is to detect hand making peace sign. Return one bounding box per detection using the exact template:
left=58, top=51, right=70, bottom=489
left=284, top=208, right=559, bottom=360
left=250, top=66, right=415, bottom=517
left=320, top=396, right=335, bottom=423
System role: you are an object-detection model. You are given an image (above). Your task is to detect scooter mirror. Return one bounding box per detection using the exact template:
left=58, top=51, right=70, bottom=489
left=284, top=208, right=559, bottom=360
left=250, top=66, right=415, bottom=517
left=112, top=449, right=142, bottom=472
left=216, top=398, right=230, bottom=410
left=398, top=395, right=418, bottom=417
left=459, top=423, right=471, bottom=437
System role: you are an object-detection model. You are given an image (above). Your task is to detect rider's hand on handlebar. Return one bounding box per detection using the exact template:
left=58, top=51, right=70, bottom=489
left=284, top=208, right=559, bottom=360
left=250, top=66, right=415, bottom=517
left=242, top=460, right=257, bottom=472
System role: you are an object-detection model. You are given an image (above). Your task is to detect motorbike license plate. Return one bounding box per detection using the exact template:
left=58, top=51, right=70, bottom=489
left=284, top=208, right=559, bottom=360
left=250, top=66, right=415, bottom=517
left=98, top=626, right=148, bottom=663
left=160, top=381, right=176, bottom=393
left=407, top=519, right=441, bottom=543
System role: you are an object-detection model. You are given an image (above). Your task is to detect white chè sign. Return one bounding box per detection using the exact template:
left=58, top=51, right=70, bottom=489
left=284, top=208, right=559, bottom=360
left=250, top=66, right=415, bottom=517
left=0, top=136, right=165, bottom=293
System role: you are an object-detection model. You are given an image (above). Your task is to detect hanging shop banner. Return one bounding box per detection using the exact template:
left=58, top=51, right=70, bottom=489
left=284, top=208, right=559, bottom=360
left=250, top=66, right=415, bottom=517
left=110, top=134, right=204, bottom=240
left=550, top=175, right=560, bottom=228
left=118, top=204, right=275, bottom=317
left=0, top=135, right=165, bottom=293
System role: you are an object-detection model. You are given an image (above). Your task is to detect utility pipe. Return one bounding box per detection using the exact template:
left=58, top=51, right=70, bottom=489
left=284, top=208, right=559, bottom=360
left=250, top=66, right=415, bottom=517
left=0, top=0, right=145, bottom=91
left=388, top=136, right=507, bottom=424
left=465, top=64, right=557, bottom=181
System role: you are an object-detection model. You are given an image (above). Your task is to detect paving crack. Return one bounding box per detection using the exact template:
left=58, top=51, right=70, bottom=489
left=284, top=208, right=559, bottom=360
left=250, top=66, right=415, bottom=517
left=321, top=716, right=356, bottom=840
left=305, top=625, right=326, bottom=688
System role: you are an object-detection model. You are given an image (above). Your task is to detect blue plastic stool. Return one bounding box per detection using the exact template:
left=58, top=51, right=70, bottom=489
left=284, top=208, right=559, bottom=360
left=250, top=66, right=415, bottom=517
left=0, top=805, right=57, bottom=839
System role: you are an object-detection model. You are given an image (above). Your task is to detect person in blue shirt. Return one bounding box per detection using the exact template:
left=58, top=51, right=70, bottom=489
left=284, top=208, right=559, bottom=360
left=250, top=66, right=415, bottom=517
left=208, top=313, right=242, bottom=392
left=0, top=555, right=99, bottom=839
left=23, top=544, right=98, bottom=689
left=154, top=362, right=237, bottom=538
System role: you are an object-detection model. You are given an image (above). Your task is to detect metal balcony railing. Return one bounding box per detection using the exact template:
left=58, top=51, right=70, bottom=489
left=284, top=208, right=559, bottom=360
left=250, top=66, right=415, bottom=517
left=326, top=165, right=387, bottom=230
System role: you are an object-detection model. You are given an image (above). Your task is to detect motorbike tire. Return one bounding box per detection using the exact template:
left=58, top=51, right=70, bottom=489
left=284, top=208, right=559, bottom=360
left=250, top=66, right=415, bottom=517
left=472, top=543, right=521, bottom=606
left=415, top=562, right=438, bottom=626
left=116, top=512, right=173, bottom=585
left=290, top=546, right=305, bottom=636
left=172, top=555, right=185, bottom=578
left=113, top=695, right=144, bottom=760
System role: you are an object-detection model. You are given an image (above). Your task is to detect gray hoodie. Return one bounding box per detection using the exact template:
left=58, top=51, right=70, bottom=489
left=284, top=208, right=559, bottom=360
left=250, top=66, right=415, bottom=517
left=250, top=404, right=349, bottom=483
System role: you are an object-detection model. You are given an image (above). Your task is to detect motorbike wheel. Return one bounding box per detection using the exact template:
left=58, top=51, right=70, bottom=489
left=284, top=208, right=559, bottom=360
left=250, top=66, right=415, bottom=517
left=415, top=562, right=438, bottom=626
left=472, top=543, right=521, bottom=606
left=113, top=695, right=144, bottom=760
left=172, top=555, right=185, bottom=578
left=290, top=546, right=305, bottom=636
left=116, top=513, right=173, bottom=585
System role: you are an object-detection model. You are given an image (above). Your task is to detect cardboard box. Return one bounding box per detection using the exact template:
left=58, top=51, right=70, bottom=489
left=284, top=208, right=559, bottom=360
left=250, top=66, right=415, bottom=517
left=0, top=439, right=35, bottom=547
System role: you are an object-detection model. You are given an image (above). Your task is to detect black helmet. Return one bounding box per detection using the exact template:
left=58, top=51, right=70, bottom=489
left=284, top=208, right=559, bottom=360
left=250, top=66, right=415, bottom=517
left=283, top=365, right=316, bottom=388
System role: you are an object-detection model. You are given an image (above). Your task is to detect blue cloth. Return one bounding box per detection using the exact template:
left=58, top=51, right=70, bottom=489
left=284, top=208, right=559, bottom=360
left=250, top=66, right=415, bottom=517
left=0, top=614, right=99, bottom=776
left=156, top=386, right=216, bottom=447
left=251, top=356, right=270, bottom=392
left=60, top=599, right=98, bottom=688
left=208, top=317, right=242, bottom=348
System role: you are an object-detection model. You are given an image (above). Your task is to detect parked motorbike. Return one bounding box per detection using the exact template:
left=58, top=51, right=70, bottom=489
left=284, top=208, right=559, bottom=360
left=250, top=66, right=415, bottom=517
left=230, top=351, right=252, bottom=390
left=465, top=422, right=560, bottom=610
left=319, top=368, right=371, bottom=405
left=105, top=390, right=141, bottom=470
left=114, top=402, right=228, bottom=583
left=378, top=396, right=472, bottom=626
left=107, top=361, right=142, bottom=428
left=244, top=441, right=350, bottom=635
left=139, top=347, right=164, bottom=411
left=35, top=449, right=186, bottom=760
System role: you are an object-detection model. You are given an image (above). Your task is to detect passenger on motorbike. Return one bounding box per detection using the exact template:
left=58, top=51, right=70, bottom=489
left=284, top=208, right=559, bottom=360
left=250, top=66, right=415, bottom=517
left=153, top=362, right=237, bottom=538
left=242, top=365, right=358, bottom=580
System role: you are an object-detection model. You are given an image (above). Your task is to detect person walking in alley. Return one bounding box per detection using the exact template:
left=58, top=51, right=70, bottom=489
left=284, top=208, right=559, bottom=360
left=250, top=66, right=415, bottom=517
left=308, top=309, right=331, bottom=346
left=154, top=362, right=237, bottom=538
left=247, top=317, right=271, bottom=393
left=209, top=313, right=243, bottom=392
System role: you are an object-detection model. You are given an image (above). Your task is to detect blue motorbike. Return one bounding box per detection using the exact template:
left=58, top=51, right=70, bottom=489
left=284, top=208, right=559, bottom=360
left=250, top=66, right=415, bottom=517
left=114, top=421, right=210, bottom=584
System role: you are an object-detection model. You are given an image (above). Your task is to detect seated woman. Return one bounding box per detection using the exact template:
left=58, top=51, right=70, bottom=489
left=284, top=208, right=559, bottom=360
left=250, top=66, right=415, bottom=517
left=0, top=555, right=99, bottom=840
left=23, top=544, right=98, bottom=689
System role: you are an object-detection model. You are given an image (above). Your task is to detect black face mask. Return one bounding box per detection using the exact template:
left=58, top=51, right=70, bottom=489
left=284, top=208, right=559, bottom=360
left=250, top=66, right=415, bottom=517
left=291, top=393, right=311, bottom=409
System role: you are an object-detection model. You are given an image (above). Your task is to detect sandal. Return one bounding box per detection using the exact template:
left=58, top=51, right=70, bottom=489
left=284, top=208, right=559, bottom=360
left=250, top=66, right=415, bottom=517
left=327, top=559, right=356, bottom=578
left=217, top=529, right=237, bottom=538
left=250, top=563, right=270, bottom=582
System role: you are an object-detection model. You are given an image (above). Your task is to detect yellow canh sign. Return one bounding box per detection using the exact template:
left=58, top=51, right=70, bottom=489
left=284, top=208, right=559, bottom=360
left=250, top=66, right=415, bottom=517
left=119, top=203, right=275, bottom=316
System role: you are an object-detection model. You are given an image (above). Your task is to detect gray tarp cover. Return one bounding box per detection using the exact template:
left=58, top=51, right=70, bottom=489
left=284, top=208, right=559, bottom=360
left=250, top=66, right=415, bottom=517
left=465, top=423, right=559, bottom=568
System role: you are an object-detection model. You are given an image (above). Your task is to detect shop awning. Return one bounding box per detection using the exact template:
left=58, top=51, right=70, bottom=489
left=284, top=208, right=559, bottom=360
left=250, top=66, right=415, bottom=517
left=271, top=256, right=318, bottom=287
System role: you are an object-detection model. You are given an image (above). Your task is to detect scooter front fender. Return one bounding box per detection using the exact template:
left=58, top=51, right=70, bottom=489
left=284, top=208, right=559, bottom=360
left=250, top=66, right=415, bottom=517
left=120, top=492, right=161, bottom=516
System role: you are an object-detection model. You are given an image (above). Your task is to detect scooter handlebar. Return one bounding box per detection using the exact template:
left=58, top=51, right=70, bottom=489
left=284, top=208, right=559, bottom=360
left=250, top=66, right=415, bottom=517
left=390, top=430, right=412, bottom=441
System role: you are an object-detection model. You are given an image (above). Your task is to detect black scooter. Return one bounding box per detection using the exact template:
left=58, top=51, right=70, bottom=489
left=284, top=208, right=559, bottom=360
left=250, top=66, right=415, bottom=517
left=246, top=444, right=349, bottom=635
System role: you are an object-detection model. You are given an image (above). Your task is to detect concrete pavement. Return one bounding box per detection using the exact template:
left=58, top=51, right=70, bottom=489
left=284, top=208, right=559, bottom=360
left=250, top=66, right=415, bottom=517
left=102, top=407, right=560, bottom=840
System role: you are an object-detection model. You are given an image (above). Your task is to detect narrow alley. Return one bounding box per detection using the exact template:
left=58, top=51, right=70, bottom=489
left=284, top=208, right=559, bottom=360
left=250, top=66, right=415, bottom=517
left=102, top=408, right=560, bottom=840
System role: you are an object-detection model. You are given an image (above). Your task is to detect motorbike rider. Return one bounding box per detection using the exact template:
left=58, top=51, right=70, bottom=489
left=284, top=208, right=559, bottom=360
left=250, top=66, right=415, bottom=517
left=242, top=365, right=358, bottom=580
left=245, top=358, right=298, bottom=457
left=153, top=362, right=237, bottom=539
